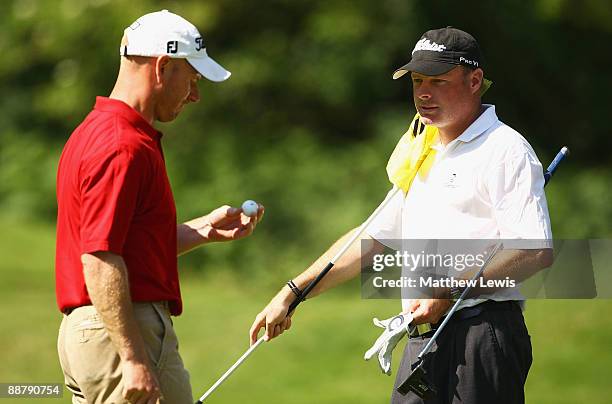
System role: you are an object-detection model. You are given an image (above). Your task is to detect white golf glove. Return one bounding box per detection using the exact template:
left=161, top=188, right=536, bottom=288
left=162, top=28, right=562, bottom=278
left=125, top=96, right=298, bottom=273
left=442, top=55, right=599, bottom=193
left=364, top=312, right=413, bottom=375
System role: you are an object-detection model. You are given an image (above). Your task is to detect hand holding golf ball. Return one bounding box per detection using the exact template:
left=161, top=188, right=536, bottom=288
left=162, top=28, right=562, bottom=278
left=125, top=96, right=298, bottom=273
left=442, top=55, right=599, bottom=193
left=241, top=200, right=259, bottom=217
left=203, top=201, right=263, bottom=242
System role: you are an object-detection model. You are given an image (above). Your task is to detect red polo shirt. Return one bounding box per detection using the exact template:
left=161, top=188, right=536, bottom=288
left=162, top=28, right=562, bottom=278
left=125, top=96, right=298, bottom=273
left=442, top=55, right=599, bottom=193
left=55, top=97, right=182, bottom=315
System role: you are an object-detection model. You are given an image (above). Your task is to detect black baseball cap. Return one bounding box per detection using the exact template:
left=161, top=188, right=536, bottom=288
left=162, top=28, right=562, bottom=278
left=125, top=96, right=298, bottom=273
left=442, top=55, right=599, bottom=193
left=393, top=27, right=484, bottom=79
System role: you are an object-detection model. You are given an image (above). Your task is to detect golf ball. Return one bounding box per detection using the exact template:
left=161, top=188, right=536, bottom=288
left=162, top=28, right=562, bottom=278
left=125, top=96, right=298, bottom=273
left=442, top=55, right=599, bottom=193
left=241, top=200, right=259, bottom=217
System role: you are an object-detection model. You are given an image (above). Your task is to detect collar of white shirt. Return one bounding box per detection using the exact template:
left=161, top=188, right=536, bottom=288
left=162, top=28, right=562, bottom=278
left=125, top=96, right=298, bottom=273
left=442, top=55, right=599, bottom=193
left=433, top=104, right=498, bottom=151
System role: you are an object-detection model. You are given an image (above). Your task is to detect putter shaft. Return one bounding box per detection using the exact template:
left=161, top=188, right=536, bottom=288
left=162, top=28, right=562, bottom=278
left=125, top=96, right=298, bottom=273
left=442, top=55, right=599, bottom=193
left=416, top=242, right=502, bottom=361
left=195, top=337, right=265, bottom=403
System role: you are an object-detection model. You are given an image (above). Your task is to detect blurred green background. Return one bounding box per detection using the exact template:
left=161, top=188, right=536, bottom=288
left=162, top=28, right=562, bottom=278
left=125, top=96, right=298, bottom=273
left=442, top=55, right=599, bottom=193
left=1, top=0, right=611, bottom=403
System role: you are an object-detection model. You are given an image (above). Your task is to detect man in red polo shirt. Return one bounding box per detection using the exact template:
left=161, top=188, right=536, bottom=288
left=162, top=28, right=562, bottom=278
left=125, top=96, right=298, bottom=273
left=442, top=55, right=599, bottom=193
left=55, top=10, right=261, bottom=404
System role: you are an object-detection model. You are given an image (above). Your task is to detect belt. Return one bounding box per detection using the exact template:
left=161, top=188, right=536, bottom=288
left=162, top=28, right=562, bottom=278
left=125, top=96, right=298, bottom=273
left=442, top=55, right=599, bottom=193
left=62, top=301, right=172, bottom=317
left=408, top=300, right=520, bottom=338
left=62, top=307, right=78, bottom=316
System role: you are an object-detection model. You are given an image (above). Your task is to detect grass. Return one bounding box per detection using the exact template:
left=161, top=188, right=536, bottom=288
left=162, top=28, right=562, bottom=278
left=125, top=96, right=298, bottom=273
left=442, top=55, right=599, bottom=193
left=1, top=215, right=611, bottom=403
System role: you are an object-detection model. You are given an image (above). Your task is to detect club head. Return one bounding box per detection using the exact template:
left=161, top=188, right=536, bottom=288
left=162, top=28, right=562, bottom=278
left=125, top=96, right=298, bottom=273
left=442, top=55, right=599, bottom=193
left=396, top=360, right=437, bottom=399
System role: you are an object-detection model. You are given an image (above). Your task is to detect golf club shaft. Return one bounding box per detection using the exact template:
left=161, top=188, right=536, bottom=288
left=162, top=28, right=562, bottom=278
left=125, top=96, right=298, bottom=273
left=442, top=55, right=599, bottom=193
left=195, top=338, right=265, bottom=403
left=416, top=242, right=502, bottom=361
left=415, top=146, right=568, bottom=361
left=196, top=186, right=402, bottom=403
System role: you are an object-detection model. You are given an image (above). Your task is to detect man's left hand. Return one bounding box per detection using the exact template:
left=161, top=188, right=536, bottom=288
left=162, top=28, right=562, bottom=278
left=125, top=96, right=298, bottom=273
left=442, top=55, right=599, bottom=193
left=406, top=299, right=453, bottom=325
left=178, top=203, right=265, bottom=254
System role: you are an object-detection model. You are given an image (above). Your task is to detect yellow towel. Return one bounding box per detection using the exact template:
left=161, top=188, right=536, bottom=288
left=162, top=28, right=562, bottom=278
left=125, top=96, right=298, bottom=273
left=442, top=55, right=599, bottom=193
left=386, top=113, right=439, bottom=193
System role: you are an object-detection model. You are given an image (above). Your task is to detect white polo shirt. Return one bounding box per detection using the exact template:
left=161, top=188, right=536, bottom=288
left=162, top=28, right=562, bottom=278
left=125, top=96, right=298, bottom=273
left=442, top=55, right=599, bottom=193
left=367, top=104, right=552, bottom=311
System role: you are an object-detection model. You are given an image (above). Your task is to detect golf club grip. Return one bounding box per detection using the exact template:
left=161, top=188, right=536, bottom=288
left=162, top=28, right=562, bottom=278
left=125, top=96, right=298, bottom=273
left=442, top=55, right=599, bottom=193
left=544, top=146, right=569, bottom=185
left=287, top=262, right=335, bottom=315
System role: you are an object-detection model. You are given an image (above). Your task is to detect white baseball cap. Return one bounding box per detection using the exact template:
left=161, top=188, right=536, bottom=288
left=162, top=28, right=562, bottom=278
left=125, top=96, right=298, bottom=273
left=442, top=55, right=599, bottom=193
left=120, top=9, right=231, bottom=82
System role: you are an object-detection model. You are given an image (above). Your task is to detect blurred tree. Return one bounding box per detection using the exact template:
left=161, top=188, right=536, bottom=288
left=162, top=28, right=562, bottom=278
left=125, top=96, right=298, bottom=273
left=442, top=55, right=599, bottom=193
left=0, top=0, right=610, bottom=274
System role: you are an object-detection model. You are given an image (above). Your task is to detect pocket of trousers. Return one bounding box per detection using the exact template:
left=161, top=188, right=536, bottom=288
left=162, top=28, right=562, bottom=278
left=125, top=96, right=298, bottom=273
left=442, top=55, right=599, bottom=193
left=75, top=316, right=106, bottom=343
left=72, top=305, right=168, bottom=367
left=484, top=311, right=507, bottom=362
left=485, top=309, right=532, bottom=381
left=136, top=303, right=168, bottom=370
left=507, top=311, right=533, bottom=379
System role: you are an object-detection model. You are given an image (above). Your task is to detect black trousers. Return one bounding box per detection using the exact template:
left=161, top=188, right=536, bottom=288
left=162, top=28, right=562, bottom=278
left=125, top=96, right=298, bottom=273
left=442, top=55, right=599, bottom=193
left=391, top=301, right=532, bottom=404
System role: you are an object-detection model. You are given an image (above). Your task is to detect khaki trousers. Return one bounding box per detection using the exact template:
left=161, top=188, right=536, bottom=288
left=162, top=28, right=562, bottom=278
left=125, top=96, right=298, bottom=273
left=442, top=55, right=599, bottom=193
left=57, top=302, right=193, bottom=404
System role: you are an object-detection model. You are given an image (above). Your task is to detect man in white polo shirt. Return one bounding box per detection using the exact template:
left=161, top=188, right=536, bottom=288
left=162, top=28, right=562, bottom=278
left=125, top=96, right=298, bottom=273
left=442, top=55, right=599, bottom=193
left=249, top=27, right=552, bottom=403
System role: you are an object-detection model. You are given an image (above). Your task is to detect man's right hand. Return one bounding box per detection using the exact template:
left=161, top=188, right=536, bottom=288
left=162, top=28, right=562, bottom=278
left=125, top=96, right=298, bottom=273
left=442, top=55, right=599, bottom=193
left=122, top=360, right=162, bottom=404
left=249, top=288, right=295, bottom=345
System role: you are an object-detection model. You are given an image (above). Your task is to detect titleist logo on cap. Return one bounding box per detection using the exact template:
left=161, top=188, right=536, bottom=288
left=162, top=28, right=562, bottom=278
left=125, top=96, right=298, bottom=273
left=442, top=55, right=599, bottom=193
left=392, top=27, right=488, bottom=83
left=412, top=38, right=447, bottom=54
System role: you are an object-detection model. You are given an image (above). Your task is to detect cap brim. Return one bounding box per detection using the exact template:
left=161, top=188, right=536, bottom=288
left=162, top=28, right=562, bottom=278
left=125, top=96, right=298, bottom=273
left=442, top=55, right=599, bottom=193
left=392, top=60, right=456, bottom=80
left=392, top=59, right=493, bottom=95
left=187, top=55, right=231, bottom=82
